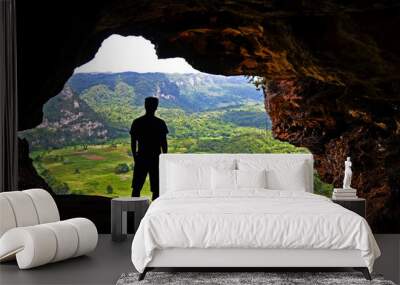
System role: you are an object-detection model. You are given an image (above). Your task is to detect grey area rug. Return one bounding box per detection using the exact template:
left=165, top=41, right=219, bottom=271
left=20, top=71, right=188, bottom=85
left=116, top=272, right=396, bottom=285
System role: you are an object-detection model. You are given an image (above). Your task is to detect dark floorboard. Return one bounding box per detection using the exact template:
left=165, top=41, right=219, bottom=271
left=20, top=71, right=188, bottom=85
left=0, top=235, right=134, bottom=285
left=1, top=234, right=398, bottom=285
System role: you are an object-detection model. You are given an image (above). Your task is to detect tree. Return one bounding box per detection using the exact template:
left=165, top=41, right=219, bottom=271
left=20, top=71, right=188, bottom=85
left=106, top=185, right=113, bottom=194
left=33, top=155, right=42, bottom=162
left=53, top=182, right=70, bottom=195
left=114, top=163, right=130, bottom=174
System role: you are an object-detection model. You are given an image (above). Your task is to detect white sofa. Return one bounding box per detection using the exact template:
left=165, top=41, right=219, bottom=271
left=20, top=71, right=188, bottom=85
left=0, top=189, right=98, bottom=269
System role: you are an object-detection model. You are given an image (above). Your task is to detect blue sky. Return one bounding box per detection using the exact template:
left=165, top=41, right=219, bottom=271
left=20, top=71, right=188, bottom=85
left=75, top=35, right=199, bottom=74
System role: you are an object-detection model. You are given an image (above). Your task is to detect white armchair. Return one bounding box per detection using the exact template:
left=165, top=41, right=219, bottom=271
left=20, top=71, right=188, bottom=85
left=0, top=189, right=98, bottom=269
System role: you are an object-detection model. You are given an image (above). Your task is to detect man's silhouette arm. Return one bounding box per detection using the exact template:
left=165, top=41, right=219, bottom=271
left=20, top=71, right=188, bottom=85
left=161, top=135, right=168, bottom=154
left=131, top=135, right=137, bottom=159
left=130, top=121, right=138, bottom=160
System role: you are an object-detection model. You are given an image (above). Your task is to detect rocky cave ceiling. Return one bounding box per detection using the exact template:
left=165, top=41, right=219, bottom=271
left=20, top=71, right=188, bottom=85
left=17, top=0, right=400, bottom=232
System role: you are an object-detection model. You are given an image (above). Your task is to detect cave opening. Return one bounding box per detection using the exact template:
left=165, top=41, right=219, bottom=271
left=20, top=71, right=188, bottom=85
left=18, top=34, right=332, bottom=202
left=13, top=0, right=400, bottom=234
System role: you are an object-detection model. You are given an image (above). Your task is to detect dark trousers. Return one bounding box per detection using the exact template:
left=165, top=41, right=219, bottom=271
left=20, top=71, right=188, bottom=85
left=131, top=155, right=159, bottom=200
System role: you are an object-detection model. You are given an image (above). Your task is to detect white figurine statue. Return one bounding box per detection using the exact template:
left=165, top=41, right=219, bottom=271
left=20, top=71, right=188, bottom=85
left=343, top=157, right=353, bottom=189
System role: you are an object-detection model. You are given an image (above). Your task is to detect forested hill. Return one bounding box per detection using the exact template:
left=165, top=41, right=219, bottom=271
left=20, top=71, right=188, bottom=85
left=68, top=72, right=263, bottom=112
left=20, top=72, right=270, bottom=150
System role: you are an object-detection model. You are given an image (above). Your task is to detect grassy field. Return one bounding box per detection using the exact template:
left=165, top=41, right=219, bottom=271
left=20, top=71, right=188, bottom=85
left=31, top=130, right=333, bottom=200
left=32, top=144, right=152, bottom=199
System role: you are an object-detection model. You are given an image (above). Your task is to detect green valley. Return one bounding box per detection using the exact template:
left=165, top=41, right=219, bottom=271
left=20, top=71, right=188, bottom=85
left=20, top=72, right=333, bottom=199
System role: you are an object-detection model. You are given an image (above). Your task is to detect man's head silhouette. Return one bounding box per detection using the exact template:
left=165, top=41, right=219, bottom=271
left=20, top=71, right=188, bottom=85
left=144, top=97, right=159, bottom=115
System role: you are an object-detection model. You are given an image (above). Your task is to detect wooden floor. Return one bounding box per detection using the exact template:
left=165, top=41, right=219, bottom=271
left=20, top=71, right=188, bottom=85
left=0, top=234, right=398, bottom=285
left=0, top=235, right=134, bottom=285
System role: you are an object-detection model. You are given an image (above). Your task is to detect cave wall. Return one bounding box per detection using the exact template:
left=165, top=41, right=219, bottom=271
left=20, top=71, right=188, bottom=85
left=17, top=0, right=400, bottom=232
left=18, top=138, right=52, bottom=192
left=265, top=78, right=400, bottom=232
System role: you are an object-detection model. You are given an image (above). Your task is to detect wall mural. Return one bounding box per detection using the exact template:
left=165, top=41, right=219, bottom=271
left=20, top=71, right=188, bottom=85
left=20, top=70, right=339, bottom=232
left=19, top=36, right=335, bottom=232
left=16, top=1, right=400, bottom=234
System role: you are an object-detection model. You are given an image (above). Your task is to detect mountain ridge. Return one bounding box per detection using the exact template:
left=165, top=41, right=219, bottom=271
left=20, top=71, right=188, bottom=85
left=69, top=72, right=262, bottom=112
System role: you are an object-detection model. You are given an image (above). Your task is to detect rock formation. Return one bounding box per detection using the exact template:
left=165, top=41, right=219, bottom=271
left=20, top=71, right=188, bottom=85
left=17, top=0, right=400, bottom=232
left=18, top=138, right=52, bottom=193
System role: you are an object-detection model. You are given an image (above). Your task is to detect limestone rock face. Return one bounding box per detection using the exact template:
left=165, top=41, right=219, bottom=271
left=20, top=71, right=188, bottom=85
left=17, top=0, right=400, bottom=232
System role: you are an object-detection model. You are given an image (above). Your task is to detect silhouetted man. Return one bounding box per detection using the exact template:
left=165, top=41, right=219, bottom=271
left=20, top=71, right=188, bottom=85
left=130, top=97, right=168, bottom=200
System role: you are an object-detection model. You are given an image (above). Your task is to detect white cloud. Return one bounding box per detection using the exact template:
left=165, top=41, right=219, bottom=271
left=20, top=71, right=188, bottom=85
left=75, top=35, right=199, bottom=74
